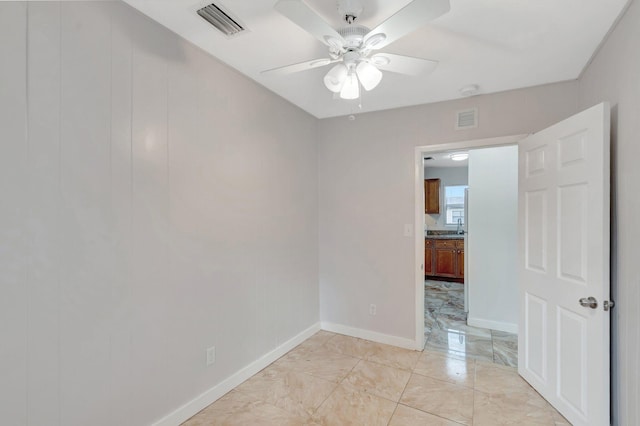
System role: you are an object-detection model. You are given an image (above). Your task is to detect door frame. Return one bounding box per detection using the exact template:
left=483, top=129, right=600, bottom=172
left=413, top=134, right=527, bottom=349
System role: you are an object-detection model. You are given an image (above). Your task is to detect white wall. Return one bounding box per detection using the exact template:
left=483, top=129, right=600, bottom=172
left=577, top=1, right=640, bottom=424
left=467, top=146, right=518, bottom=332
left=423, top=166, right=468, bottom=230
left=0, top=2, right=319, bottom=425
left=318, top=81, right=579, bottom=340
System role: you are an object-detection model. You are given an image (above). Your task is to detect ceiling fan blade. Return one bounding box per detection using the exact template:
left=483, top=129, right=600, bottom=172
left=371, top=53, right=438, bottom=76
left=261, top=58, right=337, bottom=75
left=275, top=0, right=346, bottom=48
left=363, top=0, right=450, bottom=50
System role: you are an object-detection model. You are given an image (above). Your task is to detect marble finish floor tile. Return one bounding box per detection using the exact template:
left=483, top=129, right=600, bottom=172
left=491, top=329, right=519, bottom=367
left=424, top=311, right=438, bottom=333
left=343, top=360, right=411, bottom=402
left=295, top=330, right=337, bottom=353
left=324, top=333, right=421, bottom=371
left=413, top=351, right=475, bottom=388
left=274, top=347, right=359, bottom=383
left=493, top=339, right=518, bottom=367
left=474, top=361, right=532, bottom=395
left=473, top=389, right=557, bottom=425
left=389, top=404, right=465, bottom=426
left=187, top=330, right=567, bottom=426
left=363, top=341, right=421, bottom=371
left=400, top=374, right=474, bottom=425
left=323, top=333, right=373, bottom=359
left=182, top=390, right=312, bottom=425
left=437, top=308, right=468, bottom=323
left=424, top=347, right=494, bottom=364
left=424, top=280, right=519, bottom=367
left=491, top=329, right=518, bottom=340
left=426, top=329, right=494, bottom=361
left=235, top=364, right=337, bottom=418
left=313, top=383, right=396, bottom=426
left=426, top=298, right=446, bottom=310
left=436, top=317, right=492, bottom=338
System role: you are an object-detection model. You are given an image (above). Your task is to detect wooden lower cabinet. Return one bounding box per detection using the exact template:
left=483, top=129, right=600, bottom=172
left=425, top=238, right=464, bottom=281
left=434, top=247, right=457, bottom=278
left=424, top=240, right=434, bottom=275
left=457, top=248, right=464, bottom=279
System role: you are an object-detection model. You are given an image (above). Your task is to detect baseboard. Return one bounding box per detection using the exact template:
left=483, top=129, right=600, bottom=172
left=152, top=322, right=321, bottom=426
left=320, top=322, right=419, bottom=351
left=467, top=316, right=518, bottom=334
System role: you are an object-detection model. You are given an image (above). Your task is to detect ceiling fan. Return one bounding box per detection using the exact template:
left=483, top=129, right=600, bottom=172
left=262, top=0, right=450, bottom=100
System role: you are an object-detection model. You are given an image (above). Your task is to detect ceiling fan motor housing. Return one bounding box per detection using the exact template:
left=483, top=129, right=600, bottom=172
left=338, top=25, right=369, bottom=49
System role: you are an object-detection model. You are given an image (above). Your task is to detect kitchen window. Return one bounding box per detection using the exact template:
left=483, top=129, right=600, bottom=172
left=444, top=185, right=467, bottom=225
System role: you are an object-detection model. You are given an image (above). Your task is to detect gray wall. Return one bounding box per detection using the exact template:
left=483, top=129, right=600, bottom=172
left=467, top=146, right=518, bottom=332
left=1, top=0, right=636, bottom=424
left=318, top=81, right=579, bottom=340
left=423, top=166, right=468, bottom=230
left=0, top=2, right=318, bottom=425
left=578, top=1, right=640, bottom=424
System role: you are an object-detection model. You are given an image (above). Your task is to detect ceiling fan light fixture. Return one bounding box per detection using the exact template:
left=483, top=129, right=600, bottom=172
left=339, top=72, right=360, bottom=99
left=356, top=61, right=382, bottom=91
left=370, top=54, right=391, bottom=67
left=324, top=64, right=348, bottom=93
left=324, top=36, right=344, bottom=51
left=363, top=33, right=387, bottom=49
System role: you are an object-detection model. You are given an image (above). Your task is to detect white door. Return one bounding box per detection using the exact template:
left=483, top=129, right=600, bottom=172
left=518, top=102, right=610, bottom=426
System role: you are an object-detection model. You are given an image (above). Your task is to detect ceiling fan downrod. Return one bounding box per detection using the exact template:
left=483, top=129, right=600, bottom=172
left=338, top=0, right=364, bottom=25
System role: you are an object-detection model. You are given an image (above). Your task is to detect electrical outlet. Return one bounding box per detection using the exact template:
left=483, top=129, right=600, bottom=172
left=206, top=346, right=216, bottom=366
left=369, top=304, right=377, bottom=316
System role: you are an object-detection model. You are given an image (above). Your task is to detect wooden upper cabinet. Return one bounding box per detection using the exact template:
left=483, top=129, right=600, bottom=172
left=424, top=178, right=440, bottom=214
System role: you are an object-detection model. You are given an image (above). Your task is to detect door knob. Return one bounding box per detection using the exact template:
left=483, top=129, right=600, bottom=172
left=579, top=297, right=598, bottom=309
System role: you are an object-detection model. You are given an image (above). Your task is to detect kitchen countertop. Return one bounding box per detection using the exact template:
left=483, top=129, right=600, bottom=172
left=425, top=234, right=465, bottom=240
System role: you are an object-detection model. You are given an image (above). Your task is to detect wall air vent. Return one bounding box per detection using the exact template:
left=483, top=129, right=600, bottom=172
left=455, top=107, right=478, bottom=130
left=197, top=3, right=245, bottom=37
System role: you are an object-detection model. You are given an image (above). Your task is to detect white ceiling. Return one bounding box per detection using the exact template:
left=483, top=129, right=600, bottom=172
left=122, top=0, right=629, bottom=119
left=424, top=151, right=468, bottom=167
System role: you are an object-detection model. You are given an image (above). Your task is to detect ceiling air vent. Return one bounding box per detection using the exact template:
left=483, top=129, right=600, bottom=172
left=197, top=3, right=245, bottom=37
left=455, top=108, right=478, bottom=130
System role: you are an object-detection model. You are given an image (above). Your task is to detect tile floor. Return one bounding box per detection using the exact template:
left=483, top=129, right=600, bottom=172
left=183, top=331, right=569, bottom=425
left=424, top=280, right=518, bottom=367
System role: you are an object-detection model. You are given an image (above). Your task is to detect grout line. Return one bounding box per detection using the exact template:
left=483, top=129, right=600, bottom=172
left=308, top=358, right=360, bottom=419
left=313, top=378, right=341, bottom=415
left=397, top=402, right=469, bottom=426
left=389, top=370, right=415, bottom=425
left=470, top=391, right=475, bottom=425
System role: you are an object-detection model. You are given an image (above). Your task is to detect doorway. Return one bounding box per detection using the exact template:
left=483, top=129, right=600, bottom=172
left=414, top=135, right=527, bottom=350
left=422, top=144, right=519, bottom=367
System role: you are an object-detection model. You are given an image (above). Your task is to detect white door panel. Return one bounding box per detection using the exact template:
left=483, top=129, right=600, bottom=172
left=518, top=103, right=610, bottom=426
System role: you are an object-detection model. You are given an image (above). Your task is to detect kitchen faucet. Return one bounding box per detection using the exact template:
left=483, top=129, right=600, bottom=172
left=456, top=218, right=464, bottom=235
